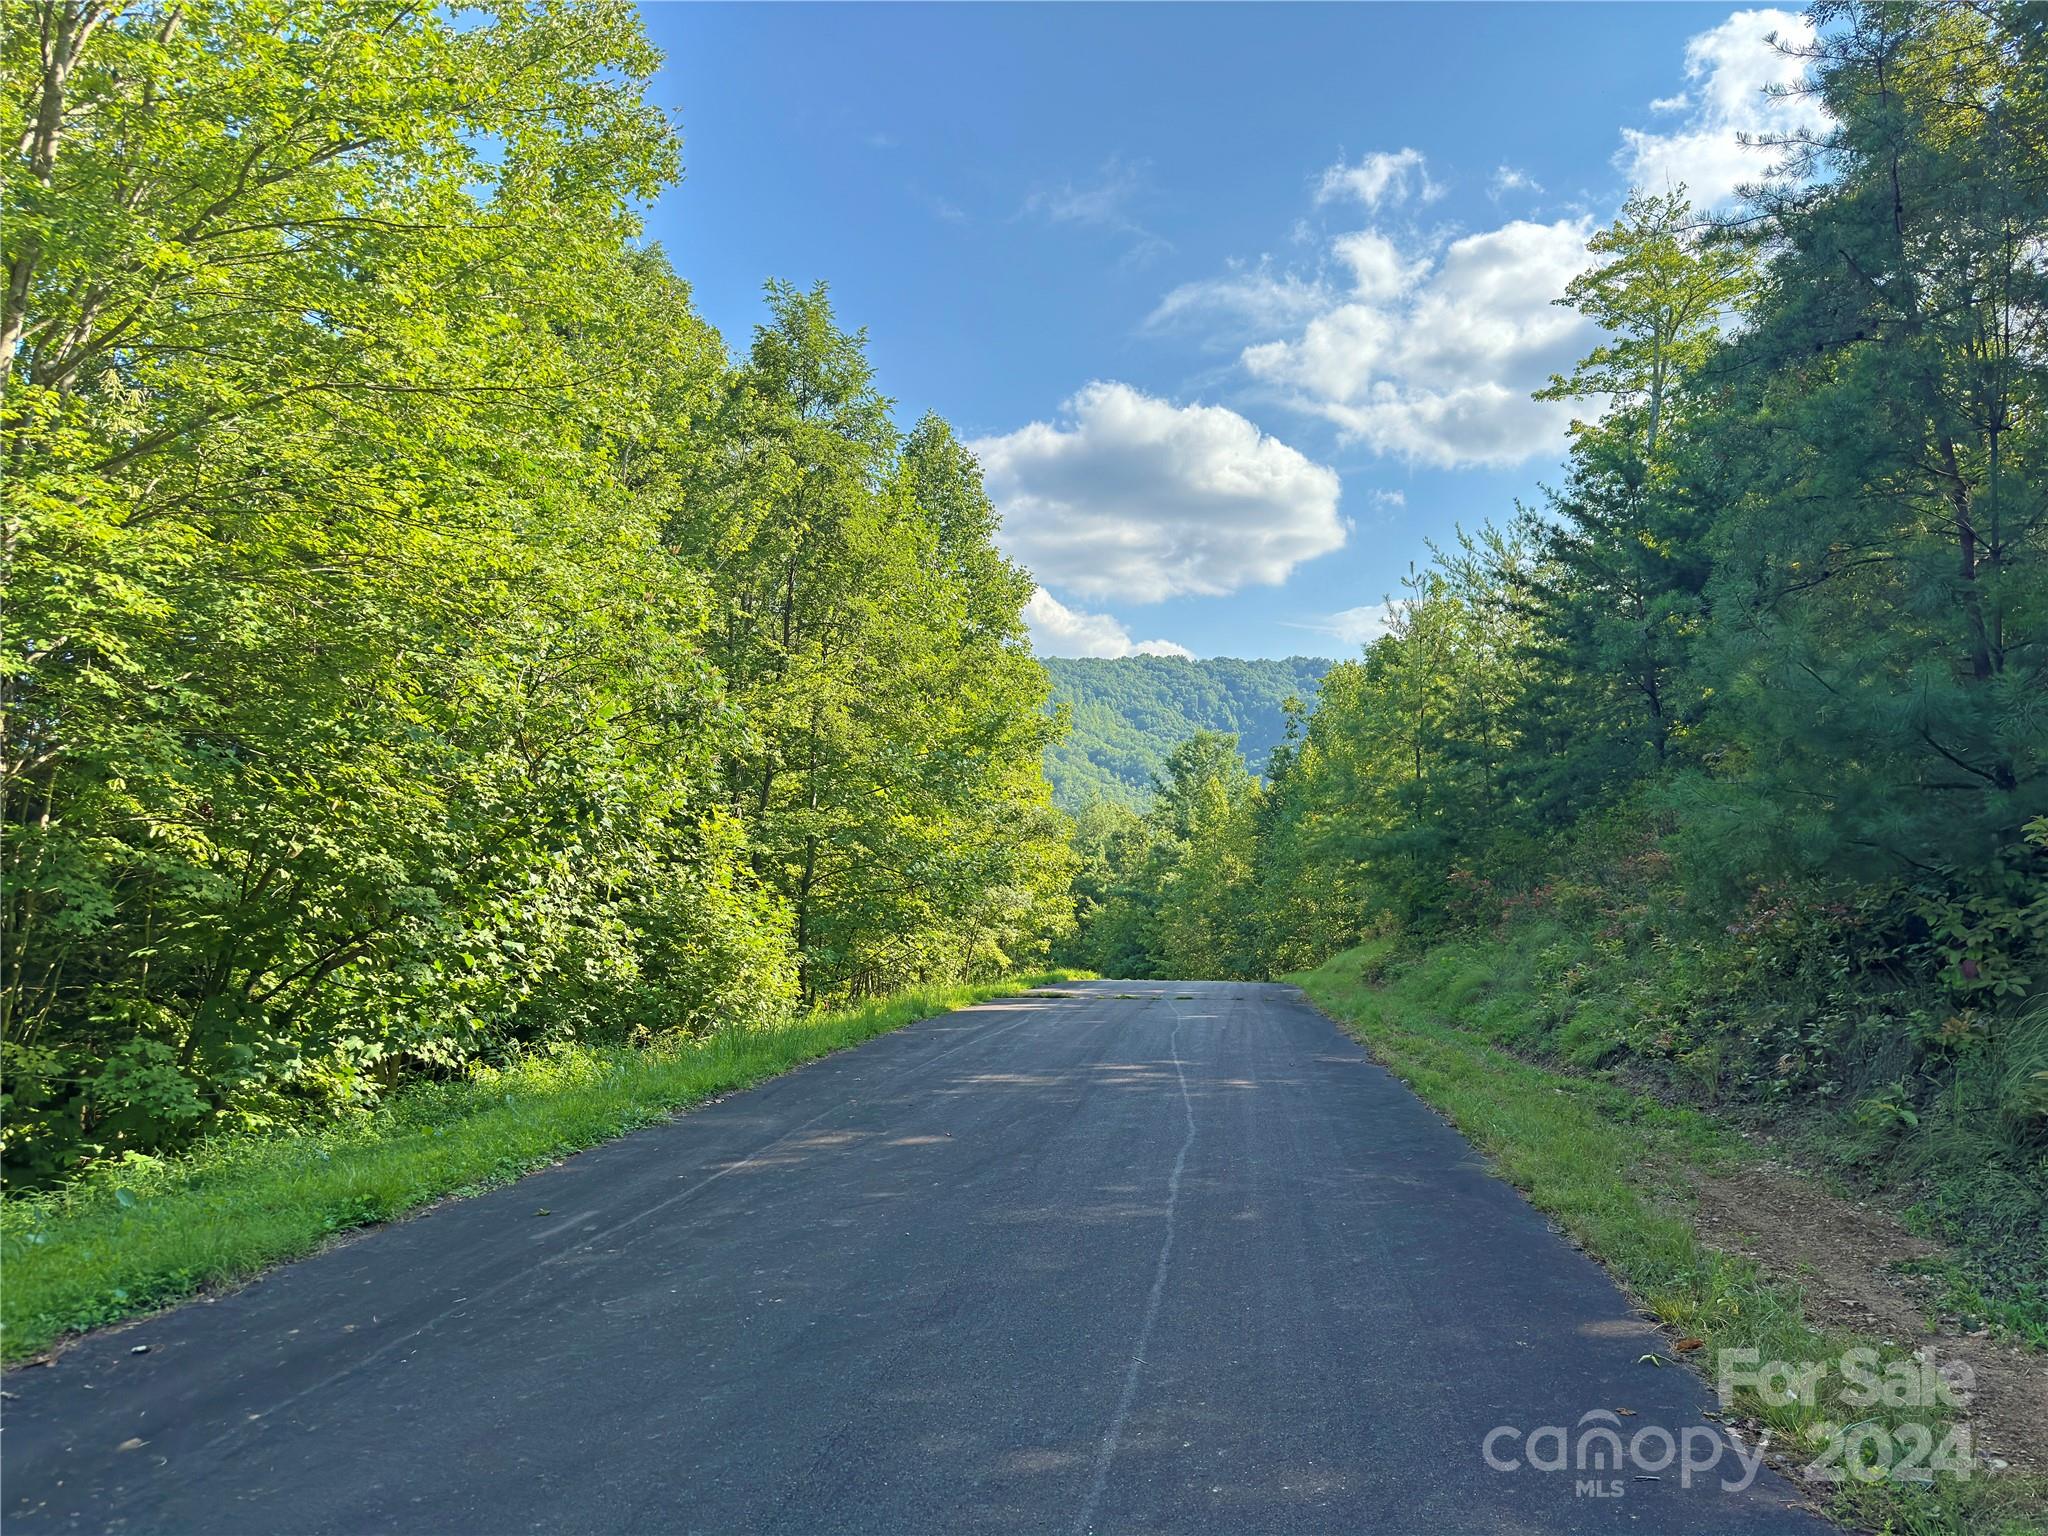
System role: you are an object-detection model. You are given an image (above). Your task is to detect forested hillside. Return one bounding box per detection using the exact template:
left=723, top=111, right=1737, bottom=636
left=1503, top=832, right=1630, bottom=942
left=1040, top=655, right=1328, bottom=807
left=1062, top=2, right=2046, bottom=1323
left=0, top=0, right=1071, bottom=1182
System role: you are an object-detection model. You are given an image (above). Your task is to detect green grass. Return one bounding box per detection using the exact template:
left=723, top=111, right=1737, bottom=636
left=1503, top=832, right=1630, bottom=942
left=1896, top=1254, right=2048, bottom=1354
left=0, top=973, right=1088, bottom=1364
left=1295, top=941, right=2046, bottom=1536
left=1378, top=904, right=2048, bottom=1346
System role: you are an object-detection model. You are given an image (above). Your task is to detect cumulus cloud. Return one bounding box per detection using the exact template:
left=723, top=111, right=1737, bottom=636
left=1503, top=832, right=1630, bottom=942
left=972, top=382, right=1346, bottom=602
left=1242, top=217, right=1597, bottom=468
left=1330, top=231, right=1429, bottom=302
left=1023, top=588, right=1192, bottom=659
left=1617, top=8, right=1826, bottom=208
left=1120, top=7, right=1854, bottom=481
left=1315, top=148, right=1442, bottom=210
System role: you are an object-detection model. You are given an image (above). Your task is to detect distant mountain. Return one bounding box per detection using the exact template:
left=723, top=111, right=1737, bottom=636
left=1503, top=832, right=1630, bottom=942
left=1040, top=655, right=1332, bottom=809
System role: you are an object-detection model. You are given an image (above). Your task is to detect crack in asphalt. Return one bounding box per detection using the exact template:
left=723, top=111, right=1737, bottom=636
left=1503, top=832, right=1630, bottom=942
left=1075, top=996, right=1198, bottom=1534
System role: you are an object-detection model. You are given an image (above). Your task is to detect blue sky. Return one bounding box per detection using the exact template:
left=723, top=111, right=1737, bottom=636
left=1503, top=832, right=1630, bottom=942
left=638, top=4, right=1821, bottom=660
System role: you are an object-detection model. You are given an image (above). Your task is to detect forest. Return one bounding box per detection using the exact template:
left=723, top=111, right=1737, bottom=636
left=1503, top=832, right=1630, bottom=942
left=1059, top=0, right=2046, bottom=1320
left=1040, top=654, right=1328, bottom=808
left=1, top=0, right=1075, bottom=1183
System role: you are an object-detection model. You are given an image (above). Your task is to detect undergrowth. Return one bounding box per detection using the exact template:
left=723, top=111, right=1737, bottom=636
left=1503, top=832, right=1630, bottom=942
left=1392, top=857, right=2048, bottom=1348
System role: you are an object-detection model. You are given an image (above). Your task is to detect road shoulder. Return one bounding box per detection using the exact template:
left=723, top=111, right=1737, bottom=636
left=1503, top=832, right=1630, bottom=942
left=1295, top=949, right=2048, bottom=1536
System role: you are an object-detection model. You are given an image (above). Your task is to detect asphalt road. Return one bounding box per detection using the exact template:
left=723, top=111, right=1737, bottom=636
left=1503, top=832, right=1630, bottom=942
left=5, top=981, right=1832, bottom=1534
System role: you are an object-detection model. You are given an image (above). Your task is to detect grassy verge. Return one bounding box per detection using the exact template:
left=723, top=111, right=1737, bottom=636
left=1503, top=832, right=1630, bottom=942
left=0, top=973, right=1087, bottom=1365
left=1366, top=893, right=2048, bottom=1347
left=1296, top=938, right=2045, bottom=1536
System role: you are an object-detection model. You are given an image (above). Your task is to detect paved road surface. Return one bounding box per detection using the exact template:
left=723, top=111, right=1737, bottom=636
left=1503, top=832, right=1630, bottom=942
left=5, top=981, right=1832, bottom=1533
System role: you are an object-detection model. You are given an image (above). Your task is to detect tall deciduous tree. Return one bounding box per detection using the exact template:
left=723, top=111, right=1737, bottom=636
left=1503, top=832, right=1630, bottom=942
left=1538, top=187, right=1755, bottom=455
left=1, top=2, right=1069, bottom=1179
left=1520, top=190, right=1755, bottom=794
left=675, top=285, right=1069, bottom=1002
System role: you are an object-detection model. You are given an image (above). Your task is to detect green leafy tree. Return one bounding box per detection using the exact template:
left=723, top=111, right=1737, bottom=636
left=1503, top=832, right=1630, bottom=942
left=1518, top=191, right=1756, bottom=794
left=672, top=284, right=1066, bottom=1002
left=1057, top=797, right=1159, bottom=978
left=1538, top=187, right=1755, bottom=455
left=0, top=2, right=1066, bottom=1179
left=1, top=0, right=740, bottom=1175
left=1684, top=0, right=2046, bottom=890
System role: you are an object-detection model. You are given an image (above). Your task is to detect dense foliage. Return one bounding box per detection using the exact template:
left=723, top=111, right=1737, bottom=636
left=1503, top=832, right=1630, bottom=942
left=1066, top=0, right=2046, bottom=1281
left=1040, top=654, right=1327, bottom=808
left=1, top=0, right=1070, bottom=1181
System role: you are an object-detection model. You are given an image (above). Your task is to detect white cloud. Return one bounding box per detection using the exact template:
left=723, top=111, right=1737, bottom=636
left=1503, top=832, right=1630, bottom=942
left=1489, top=165, right=1543, bottom=199
left=1120, top=8, right=1835, bottom=486
left=1330, top=231, right=1429, bottom=302
left=1323, top=603, right=1399, bottom=647
left=912, top=184, right=968, bottom=225
left=1242, top=218, right=1598, bottom=468
left=1024, top=589, right=1192, bottom=659
left=1024, top=158, right=1140, bottom=226
left=1283, top=601, right=1401, bottom=651
left=1142, top=236, right=1421, bottom=336
left=1617, top=8, right=1826, bottom=208
left=1144, top=260, right=1332, bottom=336
left=972, top=382, right=1346, bottom=602
left=1315, top=148, right=1442, bottom=210
left=1368, top=488, right=1406, bottom=510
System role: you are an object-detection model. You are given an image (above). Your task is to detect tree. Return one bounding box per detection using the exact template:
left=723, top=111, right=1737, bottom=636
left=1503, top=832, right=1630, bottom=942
left=1, top=0, right=742, bottom=1176
left=1538, top=187, right=1754, bottom=456
left=1686, top=0, right=2046, bottom=890
left=670, top=285, right=1067, bottom=1003
left=0, top=2, right=1070, bottom=1179
left=1517, top=191, right=1757, bottom=791
left=1058, top=798, right=1159, bottom=979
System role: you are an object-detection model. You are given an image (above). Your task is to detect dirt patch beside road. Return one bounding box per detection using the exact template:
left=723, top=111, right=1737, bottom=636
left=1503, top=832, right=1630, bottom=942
left=1693, top=1161, right=2048, bottom=1479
